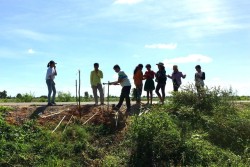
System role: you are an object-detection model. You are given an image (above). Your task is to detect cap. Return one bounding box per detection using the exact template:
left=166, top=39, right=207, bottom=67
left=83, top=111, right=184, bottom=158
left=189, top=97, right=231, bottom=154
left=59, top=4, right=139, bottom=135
left=156, top=62, right=164, bottom=66
left=49, top=60, right=57, bottom=64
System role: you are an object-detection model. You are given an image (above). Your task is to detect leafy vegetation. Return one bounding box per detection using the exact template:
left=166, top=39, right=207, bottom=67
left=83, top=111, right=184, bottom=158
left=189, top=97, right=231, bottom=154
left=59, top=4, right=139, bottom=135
left=0, top=85, right=250, bottom=166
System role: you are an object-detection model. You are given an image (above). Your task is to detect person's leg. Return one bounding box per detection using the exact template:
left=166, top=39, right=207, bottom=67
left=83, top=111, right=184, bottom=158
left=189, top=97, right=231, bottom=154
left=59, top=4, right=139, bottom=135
left=136, top=85, right=142, bottom=103
left=46, top=79, right=52, bottom=104
left=92, top=85, right=98, bottom=105
left=146, top=91, right=149, bottom=104
left=160, top=83, right=166, bottom=104
left=149, top=90, right=153, bottom=104
left=116, top=87, right=126, bottom=109
left=155, top=83, right=162, bottom=102
left=173, top=84, right=179, bottom=92
left=124, top=86, right=131, bottom=110
left=51, top=80, right=56, bottom=103
left=97, top=83, right=104, bottom=104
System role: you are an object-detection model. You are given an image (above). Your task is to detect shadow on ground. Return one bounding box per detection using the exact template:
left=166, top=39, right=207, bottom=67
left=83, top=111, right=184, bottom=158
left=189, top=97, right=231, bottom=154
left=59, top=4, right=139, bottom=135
left=30, top=106, right=47, bottom=119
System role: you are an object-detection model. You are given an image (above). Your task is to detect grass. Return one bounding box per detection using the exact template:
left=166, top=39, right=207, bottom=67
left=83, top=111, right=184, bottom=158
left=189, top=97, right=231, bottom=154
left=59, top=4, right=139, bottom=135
left=0, top=85, right=250, bottom=166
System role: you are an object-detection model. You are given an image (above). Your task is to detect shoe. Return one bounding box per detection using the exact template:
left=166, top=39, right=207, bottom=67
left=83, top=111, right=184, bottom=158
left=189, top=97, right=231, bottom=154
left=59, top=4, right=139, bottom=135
left=100, top=103, right=105, bottom=105
left=47, top=103, right=53, bottom=106
left=51, top=102, right=56, bottom=105
left=125, top=111, right=133, bottom=116
left=112, top=105, right=119, bottom=111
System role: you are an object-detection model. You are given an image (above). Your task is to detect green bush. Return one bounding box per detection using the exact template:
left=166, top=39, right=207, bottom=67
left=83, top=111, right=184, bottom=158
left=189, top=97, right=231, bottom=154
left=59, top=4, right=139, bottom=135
left=57, top=91, right=72, bottom=102
left=16, top=93, right=34, bottom=102
left=182, top=133, right=246, bottom=166
left=128, top=110, right=181, bottom=166
left=102, top=155, right=121, bottom=167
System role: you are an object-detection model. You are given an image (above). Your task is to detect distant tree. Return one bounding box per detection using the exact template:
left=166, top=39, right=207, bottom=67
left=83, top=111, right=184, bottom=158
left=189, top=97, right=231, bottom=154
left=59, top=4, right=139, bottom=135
left=16, top=93, right=22, bottom=99
left=0, top=90, right=7, bottom=98
left=84, top=91, right=89, bottom=99
left=40, top=95, right=48, bottom=99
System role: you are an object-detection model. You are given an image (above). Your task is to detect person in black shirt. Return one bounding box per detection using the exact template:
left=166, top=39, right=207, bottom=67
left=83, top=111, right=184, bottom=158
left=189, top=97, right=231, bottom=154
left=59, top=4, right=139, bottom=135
left=155, top=62, right=167, bottom=104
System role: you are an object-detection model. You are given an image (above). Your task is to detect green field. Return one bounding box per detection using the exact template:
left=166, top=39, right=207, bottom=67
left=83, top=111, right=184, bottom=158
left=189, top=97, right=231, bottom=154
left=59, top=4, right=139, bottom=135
left=0, top=86, right=250, bottom=166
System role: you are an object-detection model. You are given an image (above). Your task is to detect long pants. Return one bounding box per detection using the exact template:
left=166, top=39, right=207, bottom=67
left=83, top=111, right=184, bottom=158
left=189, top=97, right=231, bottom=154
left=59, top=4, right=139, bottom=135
left=155, top=83, right=166, bottom=102
left=46, top=79, right=56, bottom=103
left=92, top=83, right=104, bottom=104
left=136, top=84, right=143, bottom=103
left=116, top=86, right=131, bottom=110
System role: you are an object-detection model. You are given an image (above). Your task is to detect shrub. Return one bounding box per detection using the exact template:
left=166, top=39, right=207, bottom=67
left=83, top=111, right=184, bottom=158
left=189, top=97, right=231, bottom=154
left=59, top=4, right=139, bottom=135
left=57, top=91, right=72, bottom=102
left=128, top=110, right=181, bottom=166
left=16, top=93, right=34, bottom=102
left=102, top=155, right=121, bottom=167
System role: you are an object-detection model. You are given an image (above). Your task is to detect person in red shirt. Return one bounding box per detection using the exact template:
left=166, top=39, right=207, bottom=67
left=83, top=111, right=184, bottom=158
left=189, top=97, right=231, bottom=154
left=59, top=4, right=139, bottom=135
left=143, top=64, right=155, bottom=105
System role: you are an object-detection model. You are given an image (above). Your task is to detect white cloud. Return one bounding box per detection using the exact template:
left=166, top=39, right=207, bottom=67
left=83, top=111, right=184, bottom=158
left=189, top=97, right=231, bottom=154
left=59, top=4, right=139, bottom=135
left=9, top=29, right=59, bottom=41
left=114, top=0, right=143, bottom=5
left=164, top=54, right=213, bottom=65
left=28, top=48, right=35, bottom=54
left=145, top=43, right=177, bottom=50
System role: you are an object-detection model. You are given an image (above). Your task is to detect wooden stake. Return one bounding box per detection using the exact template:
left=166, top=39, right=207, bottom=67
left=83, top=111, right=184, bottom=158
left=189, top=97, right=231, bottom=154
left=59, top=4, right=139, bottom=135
left=63, top=115, right=74, bottom=133
left=52, top=115, right=66, bottom=133
left=82, top=112, right=98, bottom=125
left=76, top=79, right=78, bottom=105
left=40, top=110, right=64, bottom=118
left=78, top=70, right=81, bottom=117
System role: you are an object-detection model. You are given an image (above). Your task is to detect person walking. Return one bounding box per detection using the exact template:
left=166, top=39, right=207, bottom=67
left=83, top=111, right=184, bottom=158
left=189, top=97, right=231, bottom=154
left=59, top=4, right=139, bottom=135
left=46, top=60, right=57, bottom=106
left=90, top=63, right=104, bottom=105
left=155, top=62, right=167, bottom=104
left=110, top=64, right=131, bottom=113
left=133, top=64, right=144, bottom=104
left=143, top=64, right=155, bottom=105
left=194, top=65, right=205, bottom=92
left=167, top=65, right=186, bottom=91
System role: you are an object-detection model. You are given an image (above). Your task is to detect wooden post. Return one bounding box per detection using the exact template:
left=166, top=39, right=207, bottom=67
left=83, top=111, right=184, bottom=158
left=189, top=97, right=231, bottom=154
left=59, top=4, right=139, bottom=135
left=76, top=79, right=78, bottom=105
left=78, top=70, right=81, bottom=117
left=107, top=81, right=110, bottom=111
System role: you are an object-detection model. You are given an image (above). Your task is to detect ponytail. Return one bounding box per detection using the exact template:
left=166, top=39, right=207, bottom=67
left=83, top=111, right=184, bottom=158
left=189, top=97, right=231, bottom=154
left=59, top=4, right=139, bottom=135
left=47, top=62, right=50, bottom=67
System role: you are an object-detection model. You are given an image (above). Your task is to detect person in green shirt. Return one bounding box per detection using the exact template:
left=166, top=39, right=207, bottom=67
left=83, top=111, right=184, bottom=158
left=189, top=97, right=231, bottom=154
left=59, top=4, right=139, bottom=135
left=90, top=63, right=104, bottom=105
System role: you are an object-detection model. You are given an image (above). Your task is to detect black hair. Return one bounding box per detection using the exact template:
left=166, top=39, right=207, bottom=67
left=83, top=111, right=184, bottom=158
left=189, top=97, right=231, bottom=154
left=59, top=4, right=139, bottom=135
left=134, top=64, right=143, bottom=75
left=47, top=60, right=56, bottom=67
left=195, top=65, right=201, bottom=69
left=94, top=63, right=99, bottom=66
left=113, top=64, right=120, bottom=70
left=146, top=64, right=151, bottom=68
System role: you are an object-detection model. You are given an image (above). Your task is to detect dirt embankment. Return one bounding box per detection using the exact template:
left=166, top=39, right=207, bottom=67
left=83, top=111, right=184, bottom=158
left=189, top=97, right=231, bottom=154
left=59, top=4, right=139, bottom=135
left=3, top=104, right=141, bottom=130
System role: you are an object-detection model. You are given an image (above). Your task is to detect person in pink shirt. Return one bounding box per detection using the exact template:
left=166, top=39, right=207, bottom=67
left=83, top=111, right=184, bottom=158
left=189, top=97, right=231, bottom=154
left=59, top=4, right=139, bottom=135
left=167, top=65, right=186, bottom=92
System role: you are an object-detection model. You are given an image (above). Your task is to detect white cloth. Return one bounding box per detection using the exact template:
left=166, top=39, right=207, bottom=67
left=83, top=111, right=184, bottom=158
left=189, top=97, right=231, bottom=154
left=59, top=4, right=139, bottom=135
left=46, top=67, right=56, bottom=80
left=118, top=71, right=131, bottom=87
left=195, top=71, right=204, bottom=87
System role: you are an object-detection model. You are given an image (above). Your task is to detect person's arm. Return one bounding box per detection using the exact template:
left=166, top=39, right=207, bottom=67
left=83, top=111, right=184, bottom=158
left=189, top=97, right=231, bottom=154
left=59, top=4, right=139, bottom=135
left=201, top=72, right=205, bottom=80
left=109, top=80, right=120, bottom=85
left=54, top=67, right=57, bottom=76
left=182, top=72, right=186, bottom=79
left=90, top=71, right=93, bottom=86
left=98, top=70, right=103, bottom=79
left=167, top=74, right=172, bottom=79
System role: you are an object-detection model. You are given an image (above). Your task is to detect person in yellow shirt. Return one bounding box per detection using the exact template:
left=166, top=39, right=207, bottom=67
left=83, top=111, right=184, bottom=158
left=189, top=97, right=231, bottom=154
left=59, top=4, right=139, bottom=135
left=90, top=63, right=104, bottom=105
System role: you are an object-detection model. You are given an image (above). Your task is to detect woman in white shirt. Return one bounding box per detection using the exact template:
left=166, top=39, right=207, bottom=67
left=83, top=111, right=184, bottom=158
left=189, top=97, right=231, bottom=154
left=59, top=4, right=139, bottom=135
left=194, top=65, right=205, bottom=92
left=46, top=60, right=57, bottom=106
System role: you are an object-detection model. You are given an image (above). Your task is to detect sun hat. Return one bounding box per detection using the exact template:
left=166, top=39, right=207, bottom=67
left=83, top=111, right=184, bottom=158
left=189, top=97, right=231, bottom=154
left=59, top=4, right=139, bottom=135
left=156, top=62, right=164, bottom=66
left=49, top=60, right=57, bottom=64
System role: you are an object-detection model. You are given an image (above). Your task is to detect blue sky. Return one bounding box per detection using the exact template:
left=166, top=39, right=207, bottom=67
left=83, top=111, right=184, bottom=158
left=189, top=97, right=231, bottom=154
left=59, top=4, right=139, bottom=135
left=0, top=0, right=250, bottom=97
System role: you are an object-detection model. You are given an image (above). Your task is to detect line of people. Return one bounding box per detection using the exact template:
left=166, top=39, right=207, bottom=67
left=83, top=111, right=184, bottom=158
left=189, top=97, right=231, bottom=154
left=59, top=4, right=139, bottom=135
left=46, top=61, right=205, bottom=115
